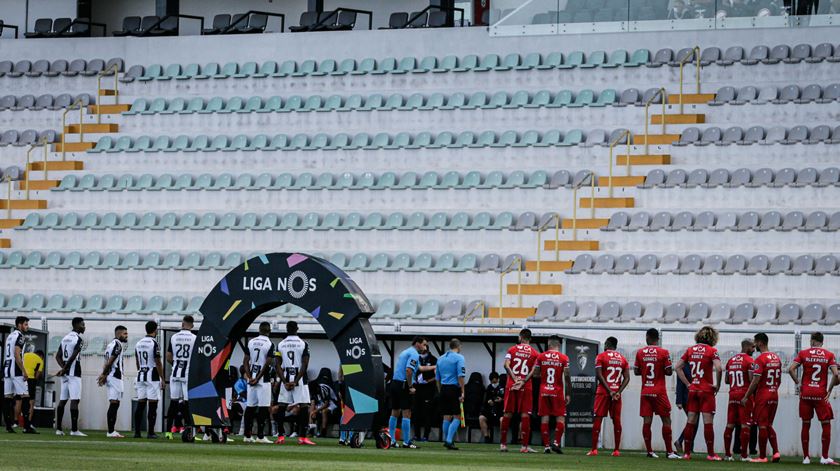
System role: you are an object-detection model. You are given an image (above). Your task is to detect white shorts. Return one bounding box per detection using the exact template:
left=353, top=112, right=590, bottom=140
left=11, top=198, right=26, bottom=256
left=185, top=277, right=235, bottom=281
left=60, top=376, right=82, bottom=401
left=3, top=376, right=27, bottom=396
left=170, top=378, right=188, bottom=400
left=136, top=380, right=161, bottom=401
left=278, top=383, right=311, bottom=406
left=106, top=377, right=123, bottom=401
left=246, top=382, right=271, bottom=408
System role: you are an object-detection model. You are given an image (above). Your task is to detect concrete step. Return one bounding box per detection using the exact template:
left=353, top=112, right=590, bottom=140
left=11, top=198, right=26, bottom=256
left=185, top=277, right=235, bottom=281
left=524, top=260, right=574, bottom=271
left=28, top=161, right=84, bottom=171
left=487, top=307, right=537, bottom=319
left=634, top=134, right=681, bottom=145
left=561, top=218, right=609, bottom=229
left=544, top=240, right=600, bottom=251
left=667, top=93, right=716, bottom=104
left=597, top=176, right=646, bottom=187
left=64, top=123, right=119, bottom=134
left=579, top=197, right=635, bottom=209
left=0, top=200, right=47, bottom=210
left=17, top=180, right=60, bottom=190
left=506, top=284, right=563, bottom=295
left=651, top=113, right=705, bottom=124
left=98, top=89, right=118, bottom=96
left=0, top=219, right=24, bottom=229
left=616, top=154, right=671, bottom=165
left=54, top=142, right=95, bottom=152
left=87, top=104, right=131, bottom=114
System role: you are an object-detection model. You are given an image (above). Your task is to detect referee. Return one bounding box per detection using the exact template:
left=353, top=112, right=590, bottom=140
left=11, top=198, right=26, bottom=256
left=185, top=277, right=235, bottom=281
left=436, top=338, right=466, bottom=450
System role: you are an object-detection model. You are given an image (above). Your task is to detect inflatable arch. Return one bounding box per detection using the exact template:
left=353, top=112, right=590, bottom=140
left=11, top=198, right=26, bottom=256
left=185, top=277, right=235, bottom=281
left=186, top=253, right=384, bottom=437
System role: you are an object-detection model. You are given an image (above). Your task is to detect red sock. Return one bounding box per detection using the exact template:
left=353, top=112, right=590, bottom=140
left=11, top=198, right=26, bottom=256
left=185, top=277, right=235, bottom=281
left=520, top=415, right=531, bottom=446
left=555, top=421, right=565, bottom=446
left=683, top=423, right=696, bottom=454
left=769, top=427, right=778, bottom=454
left=642, top=423, right=653, bottom=453
left=759, top=427, right=768, bottom=459
left=822, top=423, right=831, bottom=459
left=500, top=416, right=509, bottom=446
left=591, top=417, right=603, bottom=450
left=740, top=425, right=751, bottom=458
left=540, top=422, right=549, bottom=447
left=802, top=422, right=811, bottom=458
left=663, top=424, right=673, bottom=454
left=613, top=420, right=622, bottom=452
left=704, top=424, right=715, bottom=456
left=724, top=427, right=733, bottom=456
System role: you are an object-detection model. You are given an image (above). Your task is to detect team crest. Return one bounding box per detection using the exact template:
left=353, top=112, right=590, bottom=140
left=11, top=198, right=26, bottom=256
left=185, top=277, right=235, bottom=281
left=575, top=345, right=590, bottom=370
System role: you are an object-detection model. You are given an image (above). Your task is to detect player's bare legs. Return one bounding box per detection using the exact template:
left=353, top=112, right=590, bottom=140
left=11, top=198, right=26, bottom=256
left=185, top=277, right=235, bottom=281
left=479, top=414, right=491, bottom=443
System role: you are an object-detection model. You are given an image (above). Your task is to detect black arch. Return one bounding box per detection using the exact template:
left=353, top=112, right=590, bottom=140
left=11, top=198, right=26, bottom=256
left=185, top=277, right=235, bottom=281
left=187, top=253, right=384, bottom=432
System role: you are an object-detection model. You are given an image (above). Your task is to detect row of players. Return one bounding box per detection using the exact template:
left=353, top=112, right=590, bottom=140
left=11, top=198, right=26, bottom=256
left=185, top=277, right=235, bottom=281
left=2, top=316, right=320, bottom=444
left=387, top=327, right=839, bottom=464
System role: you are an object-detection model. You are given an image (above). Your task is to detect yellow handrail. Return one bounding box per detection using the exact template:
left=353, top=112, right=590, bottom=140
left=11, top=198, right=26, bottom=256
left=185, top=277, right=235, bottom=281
left=40, top=137, right=50, bottom=180
left=497, top=255, right=523, bottom=319
left=24, top=144, right=39, bottom=200
left=643, top=87, right=666, bottom=156
left=96, top=62, right=121, bottom=124
left=608, top=131, right=632, bottom=198
left=535, top=213, right=559, bottom=284
left=677, top=46, right=701, bottom=114
left=465, top=301, right=485, bottom=325
left=61, top=98, right=86, bottom=161
left=571, top=171, right=596, bottom=241
left=5, top=176, right=11, bottom=219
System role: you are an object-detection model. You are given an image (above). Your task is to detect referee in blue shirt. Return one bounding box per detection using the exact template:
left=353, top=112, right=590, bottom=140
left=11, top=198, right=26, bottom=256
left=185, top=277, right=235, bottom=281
left=436, top=338, right=466, bottom=450
left=389, top=336, right=430, bottom=448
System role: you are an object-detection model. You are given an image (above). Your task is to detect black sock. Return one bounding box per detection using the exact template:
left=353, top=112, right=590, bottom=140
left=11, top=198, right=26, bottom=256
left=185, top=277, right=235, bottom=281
left=257, top=407, right=268, bottom=439
left=55, top=401, right=66, bottom=431
left=4, top=398, right=14, bottom=429
left=21, top=398, right=31, bottom=429
left=749, top=424, right=758, bottom=454
left=70, top=406, right=79, bottom=432
left=147, top=402, right=158, bottom=435
left=181, top=401, right=191, bottom=427
left=274, top=405, right=286, bottom=436
left=298, top=407, right=309, bottom=437
left=244, top=407, right=255, bottom=438
left=134, top=402, right=146, bottom=435
left=165, top=400, right=179, bottom=431
left=107, top=402, right=119, bottom=433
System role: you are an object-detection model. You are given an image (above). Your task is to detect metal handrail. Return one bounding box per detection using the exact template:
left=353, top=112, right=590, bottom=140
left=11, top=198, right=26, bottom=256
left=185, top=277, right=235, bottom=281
left=571, top=171, right=596, bottom=241
left=24, top=145, right=37, bottom=200
left=678, top=46, right=701, bottom=114
left=308, top=8, right=373, bottom=31
left=39, top=137, right=49, bottom=180
left=96, top=63, right=121, bottom=123
left=60, top=98, right=86, bottom=161
left=534, top=213, right=559, bottom=284
left=608, top=130, right=632, bottom=198
left=643, top=87, right=666, bottom=156
left=464, top=301, right=485, bottom=325
left=1, top=23, right=20, bottom=38
left=497, top=255, right=523, bottom=319
left=406, top=5, right=466, bottom=27
left=141, top=14, right=205, bottom=37
left=4, top=176, right=12, bottom=218
left=58, top=18, right=107, bottom=37
left=223, top=11, right=285, bottom=34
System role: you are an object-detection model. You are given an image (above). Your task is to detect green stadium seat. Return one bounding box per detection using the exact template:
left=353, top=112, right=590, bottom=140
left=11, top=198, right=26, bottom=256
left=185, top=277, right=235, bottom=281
left=389, top=253, right=412, bottom=271
left=416, top=300, right=441, bottom=319
left=185, top=97, right=204, bottom=113
left=500, top=53, right=521, bottom=70
left=605, top=49, right=628, bottom=68
left=559, top=51, right=584, bottom=69
left=346, top=253, right=368, bottom=271
left=593, top=89, right=617, bottom=107
left=560, top=129, right=584, bottom=146
left=581, top=50, right=607, bottom=68
left=121, top=252, right=141, bottom=269
left=56, top=212, right=79, bottom=229
left=202, top=63, right=221, bottom=78
left=275, top=60, right=297, bottom=77
left=255, top=61, right=277, bottom=78
left=453, top=253, right=478, bottom=271
left=382, top=213, right=405, bottom=230
left=260, top=96, right=282, bottom=113
left=103, top=295, right=124, bottom=313
left=401, top=93, right=424, bottom=110
left=394, top=299, right=419, bottom=319
left=536, top=129, right=562, bottom=147
left=121, top=296, right=144, bottom=314
left=394, top=57, right=416, bottom=74
left=141, top=98, right=166, bottom=115
left=293, top=60, right=316, bottom=77
left=405, top=212, right=427, bottom=230
left=569, top=89, right=595, bottom=108
left=534, top=52, right=561, bottom=70
left=367, top=253, right=390, bottom=271
left=216, top=213, right=238, bottom=230
left=490, top=212, right=515, bottom=229
left=186, top=296, right=203, bottom=314
left=360, top=212, right=384, bottom=229
left=418, top=171, right=439, bottom=189
left=415, top=56, right=437, bottom=73
left=340, top=212, right=362, bottom=229
left=161, top=64, right=181, bottom=80
left=222, top=253, right=243, bottom=268
left=475, top=54, right=501, bottom=72
left=328, top=253, right=348, bottom=269
left=526, top=170, right=549, bottom=188
left=427, top=213, right=448, bottom=230
left=241, top=96, right=263, bottom=113
left=438, top=171, right=460, bottom=188
left=335, top=58, right=356, bottom=75
left=216, top=62, right=238, bottom=79
left=374, top=299, right=397, bottom=318
left=44, top=252, right=63, bottom=268
left=176, top=63, right=202, bottom=80
left=138, top=64, right=163, bottom=81
left=60, top=294, right=85, bottom=312
left=353, top=58, right=376, bottom=75
left=144, top=296, right=166, bottom=314
left=94, top=174, right=117, bottom=191
left=268, top=134, right=289, bottom=150
left=278, top=213, right=300, bottom=230
left=627, top=48, right=650, bottom=67
left=161, top=252, right=181, bottom=269
left=59, top=251, right=83, bottom=269
left=163, top=296, right=186, bottom=315
left=452, top=54, right=477, bottom=72
left=236, top=62, right=257, bottom=78
left=123, top=99, right=148, bottom=116
left=22, top=251, right=43, bottom=268
left=313, top=59, right=337, bottom=76
left=179, top=252, right=201, bottom=269
left=99, top=251, right=121, bottom=269
left=79, top=294, right=104, bottom=313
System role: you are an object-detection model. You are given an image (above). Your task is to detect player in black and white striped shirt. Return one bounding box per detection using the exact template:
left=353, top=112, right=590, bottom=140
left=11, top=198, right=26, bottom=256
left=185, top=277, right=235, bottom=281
left=243, top=322, right=275, bottom=444
left=165, top=315, right=196, bottom=439
left=55, top=317, right=86, bottom=436
left=134, top=321, right=165, bottom=439
left=98, top=325, right=127, bottom=438
left=3, top=316, right=33, bottom=434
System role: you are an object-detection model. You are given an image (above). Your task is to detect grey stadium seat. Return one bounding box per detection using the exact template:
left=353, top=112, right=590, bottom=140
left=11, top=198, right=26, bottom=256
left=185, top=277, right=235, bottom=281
left=700, top=255, right=724, bottom=275
left=774, top=304, right=801, bottom=324
left=722, top=254, right=747, bottom=275
left=683, top=303, right=710, bottom=323
left=766, top=255, right=792, bottom=275
left=639, top=302, right=665, bottom=323
left=708, top=304, right=732, bottom=323
left=757, top=211, right=782, bottom=231
left=729, top=303, right=755, bottom=324
left=566, top=254, right=594, bottom=274
left=626, top=212, right=651, bottom=231
left=800, top=304, right=824, bottom=324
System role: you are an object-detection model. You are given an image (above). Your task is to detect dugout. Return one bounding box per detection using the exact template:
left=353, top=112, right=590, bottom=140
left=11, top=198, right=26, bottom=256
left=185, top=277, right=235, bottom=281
left=0, top=323, right=50, bottom=427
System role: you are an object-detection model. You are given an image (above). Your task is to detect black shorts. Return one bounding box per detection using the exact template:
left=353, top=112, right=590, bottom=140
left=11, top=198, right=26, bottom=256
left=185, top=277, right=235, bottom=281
left=389, top=380, right=412, bottom=411
left=439, top=385, right=461, bottom=416
left=27, top=379, right=37, bottom=399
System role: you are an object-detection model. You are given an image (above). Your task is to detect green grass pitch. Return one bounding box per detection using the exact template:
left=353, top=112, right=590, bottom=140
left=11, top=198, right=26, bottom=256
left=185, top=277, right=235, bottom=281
left=0, top=432, right=808, bottom=470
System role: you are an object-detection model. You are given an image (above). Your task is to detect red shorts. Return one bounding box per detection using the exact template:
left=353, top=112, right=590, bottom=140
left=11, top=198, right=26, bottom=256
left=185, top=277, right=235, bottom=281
left=593, top=393, right=622, bottom=418
left=639, top=394, right=671, bottom=417
left=800, top=398, right=834, bottom=422
left=754, top=397, right=778, bottom=427
left=538, top=394, right=566, bottom=417
left=727, top=397, right=753, bottom=425
left=686, top=390, right=716, bottom=414
left=503, top=387, right=533, bottom=414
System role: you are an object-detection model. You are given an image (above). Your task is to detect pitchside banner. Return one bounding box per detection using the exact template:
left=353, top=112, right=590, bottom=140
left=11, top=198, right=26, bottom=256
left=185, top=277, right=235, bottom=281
left=564, top=338, right=597, bottom=447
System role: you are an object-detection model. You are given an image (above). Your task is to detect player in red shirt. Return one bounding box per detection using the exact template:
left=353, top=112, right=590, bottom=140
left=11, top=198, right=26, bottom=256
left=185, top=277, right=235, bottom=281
left=587, top=337, right=629, bottom=457
left=675, top=326, right=723, bottom=461
left=633, top=328, right=679, bottom=459
left=723, top=338, right=755, bottom=461
left=500, top=328, right=540, bottom=453
left=788, top=332, right=840, bottom=465
left=741, top=333, right=782, bottom=463
left=533, top=335, right=571, bottom=454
